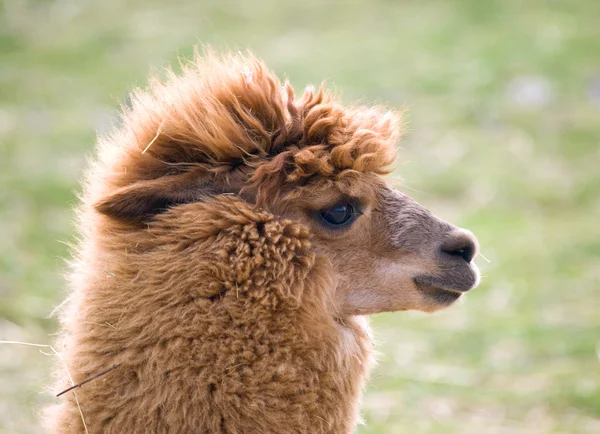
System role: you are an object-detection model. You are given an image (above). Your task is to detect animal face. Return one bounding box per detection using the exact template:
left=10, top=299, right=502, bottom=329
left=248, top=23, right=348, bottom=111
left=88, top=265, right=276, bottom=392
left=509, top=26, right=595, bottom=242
left=93, top=53, right=480, bottom=317
left=265, top=175, right=480, bottom=316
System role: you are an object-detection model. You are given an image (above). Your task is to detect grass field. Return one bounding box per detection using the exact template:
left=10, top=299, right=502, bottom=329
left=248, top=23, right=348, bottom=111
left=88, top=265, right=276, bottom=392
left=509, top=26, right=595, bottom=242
left=1, top=1, right=599, bottom=433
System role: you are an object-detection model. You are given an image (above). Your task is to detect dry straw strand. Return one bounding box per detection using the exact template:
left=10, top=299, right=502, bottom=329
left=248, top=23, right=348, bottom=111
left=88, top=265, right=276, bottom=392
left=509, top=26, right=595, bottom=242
left=0, top=340, right=89, bottom=434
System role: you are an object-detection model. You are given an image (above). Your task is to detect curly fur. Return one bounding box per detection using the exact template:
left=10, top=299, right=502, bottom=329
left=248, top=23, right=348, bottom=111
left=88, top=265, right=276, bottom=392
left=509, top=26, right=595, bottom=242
left=46, top=50, right=479, bottom=433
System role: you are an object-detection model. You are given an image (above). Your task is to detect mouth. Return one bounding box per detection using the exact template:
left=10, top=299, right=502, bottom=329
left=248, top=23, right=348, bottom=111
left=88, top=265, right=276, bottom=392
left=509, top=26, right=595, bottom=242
left=413, top=267, right=479, bottom=294
left=414, top=281, right=463, bottom=306
left=413, top=269, right=479, bottom=307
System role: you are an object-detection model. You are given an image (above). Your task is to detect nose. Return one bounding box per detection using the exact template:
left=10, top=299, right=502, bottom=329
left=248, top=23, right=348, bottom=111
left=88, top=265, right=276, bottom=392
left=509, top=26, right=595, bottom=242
left=440, top=229, right=478, bottom=263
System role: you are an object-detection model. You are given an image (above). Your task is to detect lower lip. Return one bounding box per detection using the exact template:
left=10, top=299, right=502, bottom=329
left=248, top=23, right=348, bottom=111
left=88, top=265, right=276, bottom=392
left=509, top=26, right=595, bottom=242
left=413, top=275, right=475, bottom=293
left=415, top=283, right=462, bottom=305
left=430, top=287, right=462, bottom=304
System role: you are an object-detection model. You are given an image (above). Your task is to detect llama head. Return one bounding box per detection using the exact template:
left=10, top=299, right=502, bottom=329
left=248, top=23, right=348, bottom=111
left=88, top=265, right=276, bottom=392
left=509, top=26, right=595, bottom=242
left=94, top=52, right=479, bottom=316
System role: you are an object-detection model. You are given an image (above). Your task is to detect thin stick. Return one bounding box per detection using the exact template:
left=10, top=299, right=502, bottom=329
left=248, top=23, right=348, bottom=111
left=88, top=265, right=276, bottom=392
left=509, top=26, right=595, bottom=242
left=0, top=340, right=90, bottom=434
left=56, top=364, right=121, bottom=397
left=141, top=119, right=166, bottom=154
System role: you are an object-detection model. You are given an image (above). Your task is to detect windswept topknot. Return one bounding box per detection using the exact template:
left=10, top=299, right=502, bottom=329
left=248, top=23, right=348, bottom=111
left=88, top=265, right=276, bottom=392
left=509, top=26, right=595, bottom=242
left=95, top=51, right=402, bottom=206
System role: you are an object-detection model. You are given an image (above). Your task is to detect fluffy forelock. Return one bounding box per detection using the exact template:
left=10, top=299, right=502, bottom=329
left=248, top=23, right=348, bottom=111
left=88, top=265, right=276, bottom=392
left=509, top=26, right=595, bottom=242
left=99, top=51, right=402, bottom=204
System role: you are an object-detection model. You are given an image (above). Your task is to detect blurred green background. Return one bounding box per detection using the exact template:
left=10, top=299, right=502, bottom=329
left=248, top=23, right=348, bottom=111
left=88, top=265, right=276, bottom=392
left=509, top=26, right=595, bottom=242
left=1, top=0, right=599, bottom=433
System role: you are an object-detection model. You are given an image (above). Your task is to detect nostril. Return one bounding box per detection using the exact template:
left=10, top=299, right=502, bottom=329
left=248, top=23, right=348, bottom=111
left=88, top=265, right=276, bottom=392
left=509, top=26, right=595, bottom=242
left=443, top=246, right=473, bottom=262
left=440, top=230, right=478, bottom=263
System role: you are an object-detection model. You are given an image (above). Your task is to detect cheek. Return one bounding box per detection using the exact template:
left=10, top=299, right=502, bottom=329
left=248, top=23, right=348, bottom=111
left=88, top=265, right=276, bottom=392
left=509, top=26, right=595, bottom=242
left=307, top=214, right=394, bottom=281
left=337, top=263, right=426, bottom=315
left=333, top=256, right=414, bottom=311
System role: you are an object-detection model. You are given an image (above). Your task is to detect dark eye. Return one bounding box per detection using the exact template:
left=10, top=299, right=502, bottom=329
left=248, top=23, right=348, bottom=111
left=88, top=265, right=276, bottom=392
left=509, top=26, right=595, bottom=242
left=320, top=203, right=357, bottom=227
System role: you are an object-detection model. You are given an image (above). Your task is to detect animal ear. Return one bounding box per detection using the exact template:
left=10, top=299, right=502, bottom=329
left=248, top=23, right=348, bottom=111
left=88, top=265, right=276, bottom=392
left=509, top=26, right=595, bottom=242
left=95, top=170, right=214, bottom=219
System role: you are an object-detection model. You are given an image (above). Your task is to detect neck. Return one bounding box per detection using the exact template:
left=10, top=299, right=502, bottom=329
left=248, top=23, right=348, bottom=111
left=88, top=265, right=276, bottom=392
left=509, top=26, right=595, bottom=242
left=49, top=199, right=375, bottom=433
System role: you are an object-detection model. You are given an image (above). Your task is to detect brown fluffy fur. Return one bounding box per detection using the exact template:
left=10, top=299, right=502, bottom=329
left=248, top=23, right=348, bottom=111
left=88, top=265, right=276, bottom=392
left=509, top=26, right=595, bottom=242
left=47, top=51, right=479, bottom=433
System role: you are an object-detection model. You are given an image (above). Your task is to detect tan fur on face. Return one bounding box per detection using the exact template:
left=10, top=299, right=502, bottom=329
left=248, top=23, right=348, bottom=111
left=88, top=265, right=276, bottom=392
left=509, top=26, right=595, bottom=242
left=47, top=50, right=478, bottom=433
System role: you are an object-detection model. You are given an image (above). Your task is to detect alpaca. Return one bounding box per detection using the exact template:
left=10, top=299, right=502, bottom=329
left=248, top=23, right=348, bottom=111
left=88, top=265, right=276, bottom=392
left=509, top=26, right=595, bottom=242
left=47, top=52, right=480, bottom=433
